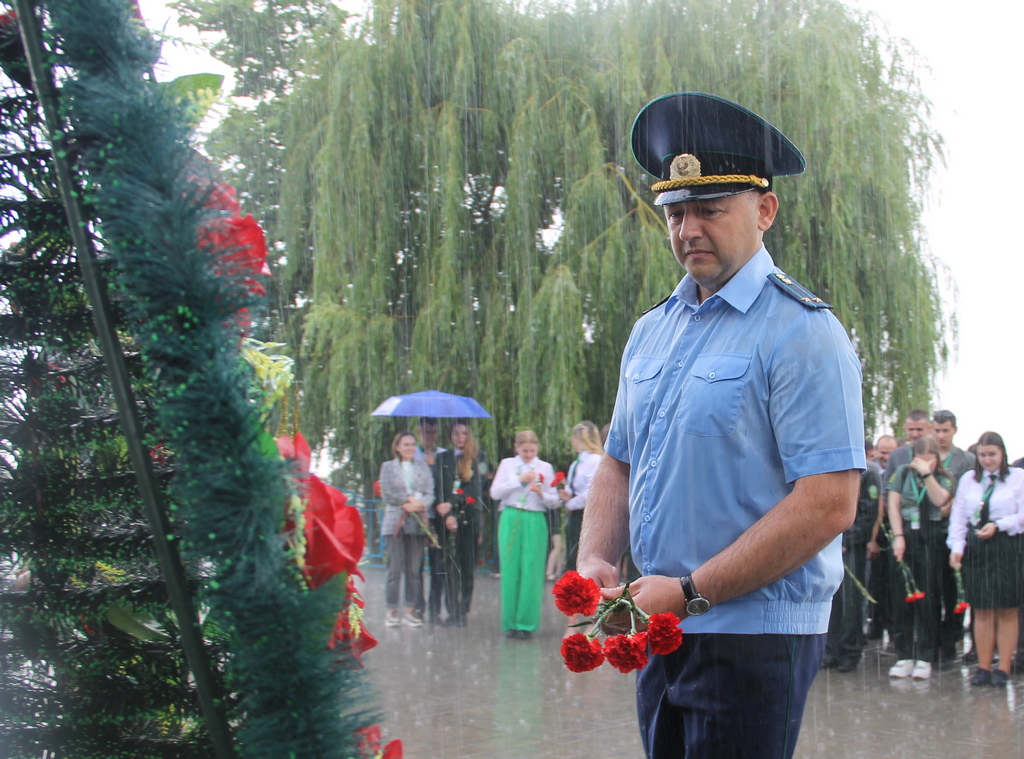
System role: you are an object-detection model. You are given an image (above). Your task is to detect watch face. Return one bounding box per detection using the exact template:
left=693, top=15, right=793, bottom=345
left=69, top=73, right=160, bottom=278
left=687, top=597, right=710, bottom=616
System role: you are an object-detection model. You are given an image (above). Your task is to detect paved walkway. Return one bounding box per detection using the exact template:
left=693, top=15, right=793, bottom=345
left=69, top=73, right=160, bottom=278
left=359, top=568, right=1024, bottom=758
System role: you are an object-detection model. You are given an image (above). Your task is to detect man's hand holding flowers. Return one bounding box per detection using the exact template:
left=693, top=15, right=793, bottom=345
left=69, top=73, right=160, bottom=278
left=553, top=571, right=683, bottom=674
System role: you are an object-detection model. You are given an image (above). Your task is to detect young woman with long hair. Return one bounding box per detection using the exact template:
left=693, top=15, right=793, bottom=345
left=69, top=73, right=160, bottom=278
left=948, top=431, right=1024, bottom=686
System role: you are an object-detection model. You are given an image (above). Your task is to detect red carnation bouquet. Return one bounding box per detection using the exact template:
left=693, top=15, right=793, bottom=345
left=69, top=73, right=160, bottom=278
left=551, top=471, right=567, bottom=490
left=552, top=571, right=683, bottom=673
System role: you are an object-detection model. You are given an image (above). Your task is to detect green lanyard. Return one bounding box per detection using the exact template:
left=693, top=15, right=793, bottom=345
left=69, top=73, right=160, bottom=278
left=907, top=473, right=928, bottom=505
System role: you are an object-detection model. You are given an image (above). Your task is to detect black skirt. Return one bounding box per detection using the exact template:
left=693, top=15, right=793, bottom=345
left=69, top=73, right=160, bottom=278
left=963, top=530, right=1023, bottom=609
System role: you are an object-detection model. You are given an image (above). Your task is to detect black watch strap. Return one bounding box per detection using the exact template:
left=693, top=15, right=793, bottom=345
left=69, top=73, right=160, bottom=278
left=680, top=574, right=710, bottom=616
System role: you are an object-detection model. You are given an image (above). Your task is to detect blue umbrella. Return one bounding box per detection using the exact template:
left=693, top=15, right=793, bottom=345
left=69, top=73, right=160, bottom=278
left=370, top=390, right=491, bottom=419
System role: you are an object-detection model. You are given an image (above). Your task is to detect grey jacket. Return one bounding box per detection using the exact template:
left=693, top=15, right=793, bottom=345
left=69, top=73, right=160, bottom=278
left=379, top=458, right=436, bottom=536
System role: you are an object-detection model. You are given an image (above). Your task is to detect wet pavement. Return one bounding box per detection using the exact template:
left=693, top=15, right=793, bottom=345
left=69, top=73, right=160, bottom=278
left=359, top=567, right=1024, bottom=758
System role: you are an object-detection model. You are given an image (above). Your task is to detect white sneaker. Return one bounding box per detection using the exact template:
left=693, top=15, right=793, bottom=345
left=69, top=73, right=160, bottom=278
left=385, top=609, right=401, bottom=628
left=889, top=659, right=915, bottom=678
left=912, top=660, right=932, bottom=680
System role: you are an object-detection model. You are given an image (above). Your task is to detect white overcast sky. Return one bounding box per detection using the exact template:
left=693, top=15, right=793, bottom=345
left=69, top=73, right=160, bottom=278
left=138, top=0, right=1024, bottom=457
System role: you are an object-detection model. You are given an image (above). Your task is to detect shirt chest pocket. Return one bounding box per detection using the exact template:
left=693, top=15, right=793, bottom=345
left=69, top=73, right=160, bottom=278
left=624, top=356, right=665, bottom=427
left=678, top=353, right=752, bottom=436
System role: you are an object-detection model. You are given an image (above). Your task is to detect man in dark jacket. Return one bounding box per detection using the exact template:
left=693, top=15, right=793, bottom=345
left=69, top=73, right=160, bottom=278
left=825, top=442, right=882, bottom=671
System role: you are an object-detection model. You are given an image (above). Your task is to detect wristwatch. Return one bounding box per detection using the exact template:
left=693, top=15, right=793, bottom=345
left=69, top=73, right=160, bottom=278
left=680, top=574, right=710, bottom=616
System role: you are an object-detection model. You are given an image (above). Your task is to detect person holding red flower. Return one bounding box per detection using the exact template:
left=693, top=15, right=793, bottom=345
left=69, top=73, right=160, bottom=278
left=577, top=94, right=864, bottom=759
left=433, top=420, right=490, bottom=626
left=948, top=431, right=1024, bottom=686
left=380, top=432, right=436, bottom=628
left=490, top=429, right=559, bottom=639
left=887, top=435, right=953, bottom=679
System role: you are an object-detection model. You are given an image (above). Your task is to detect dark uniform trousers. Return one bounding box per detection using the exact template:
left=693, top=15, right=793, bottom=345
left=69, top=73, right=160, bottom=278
left=637, top=633, right=824, bottom=759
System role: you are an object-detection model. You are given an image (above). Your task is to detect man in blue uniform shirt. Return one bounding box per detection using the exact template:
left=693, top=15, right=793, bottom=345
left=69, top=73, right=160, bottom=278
left=578, top=93, right=865, bottom=759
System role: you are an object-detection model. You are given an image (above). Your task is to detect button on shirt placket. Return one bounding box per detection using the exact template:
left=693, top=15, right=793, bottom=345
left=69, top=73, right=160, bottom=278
left=639, top=296, right=717, bottom=573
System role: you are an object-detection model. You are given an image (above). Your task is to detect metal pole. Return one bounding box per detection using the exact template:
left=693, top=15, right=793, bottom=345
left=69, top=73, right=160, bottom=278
left=13, top=2, right=235, bottom=756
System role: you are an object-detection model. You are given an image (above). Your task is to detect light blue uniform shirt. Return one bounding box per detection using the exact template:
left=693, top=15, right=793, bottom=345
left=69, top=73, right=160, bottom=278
left=606, top=246, right=865, bottom=635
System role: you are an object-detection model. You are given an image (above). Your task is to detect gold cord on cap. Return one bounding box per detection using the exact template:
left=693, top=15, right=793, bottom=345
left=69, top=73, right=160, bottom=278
left=651, top=153, right=769, bottom=193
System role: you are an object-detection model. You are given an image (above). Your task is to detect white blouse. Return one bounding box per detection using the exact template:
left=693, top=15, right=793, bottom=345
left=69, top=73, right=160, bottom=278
left=489, top=455, right=559, bottom=512
left=564, top=450, right=601, bottom=511
left=947, top=467, right=1024, bottom=554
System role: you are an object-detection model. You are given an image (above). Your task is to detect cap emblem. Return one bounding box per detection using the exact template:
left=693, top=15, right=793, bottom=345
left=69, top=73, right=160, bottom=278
left=670, top=153, right=702, bottom=179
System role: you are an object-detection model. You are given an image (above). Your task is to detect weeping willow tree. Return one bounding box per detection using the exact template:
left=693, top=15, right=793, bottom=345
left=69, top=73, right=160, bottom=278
left=179, top=0, right=944, bottom=485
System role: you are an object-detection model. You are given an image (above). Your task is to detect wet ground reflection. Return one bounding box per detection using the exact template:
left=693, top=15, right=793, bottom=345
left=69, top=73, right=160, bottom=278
left=359, top=568, right=1024, bottom=758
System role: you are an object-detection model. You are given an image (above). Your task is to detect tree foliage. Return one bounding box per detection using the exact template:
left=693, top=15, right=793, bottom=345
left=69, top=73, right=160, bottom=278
left=181, top=0, right=944, bottom=485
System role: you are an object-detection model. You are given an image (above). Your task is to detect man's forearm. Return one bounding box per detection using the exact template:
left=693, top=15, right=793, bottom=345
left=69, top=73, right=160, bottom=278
left=693, top=469, right=859, bottom=609
left=577, top=454, right=630, bottom=578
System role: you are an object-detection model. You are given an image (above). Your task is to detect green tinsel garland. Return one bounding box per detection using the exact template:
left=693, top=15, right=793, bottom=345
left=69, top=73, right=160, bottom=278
left=44, top=1, right=379, bottom=756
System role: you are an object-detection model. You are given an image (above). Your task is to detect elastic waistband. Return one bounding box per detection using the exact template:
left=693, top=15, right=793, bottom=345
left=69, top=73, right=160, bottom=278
left=681, top=599, right=833, bottom=635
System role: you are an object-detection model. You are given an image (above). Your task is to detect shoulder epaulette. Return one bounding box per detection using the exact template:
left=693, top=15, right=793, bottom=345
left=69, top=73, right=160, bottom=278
left=767, top=271, right=832, bottom=309
left=641, top=295, right=671, bottom=315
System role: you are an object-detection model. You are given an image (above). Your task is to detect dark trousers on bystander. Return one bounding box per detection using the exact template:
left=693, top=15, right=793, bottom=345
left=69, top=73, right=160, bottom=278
left=826, top=541, right=867, bottom=668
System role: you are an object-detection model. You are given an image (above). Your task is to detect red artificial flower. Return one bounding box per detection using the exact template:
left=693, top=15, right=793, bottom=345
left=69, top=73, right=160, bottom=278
left=466, top=496, right=476, bottom=505
left=604, top=632, right=650, bottom=673
left=913, top=591, right=926, bottom=601
left=373, top=480, right=383, bottom=497
left=195, top=176, right=270, bottom=300
left=552, top=571, right=602, bottom=617
left=203, top=181, right=242, bottom=216
left=455, top=488, right=464, bottom=495
left=905, top=594, right=916, bottom=603
left=646, top=612, right=684, bottom=655
left=277, top=433, right=365, bottom=587
left=205, top=214, right=270, bottom=297
left=560, top=633, right=605, bottom=673
left=329, top=577, right=377, bottom=664
left=537, top=473, right=545, bottom=484
left=551, top=471, right=567, bottom=488
left=276, top=432, right=312, bottom=475
left=954, top=601, right=970, bottom=614
left=355, top=725, right=403, bottom=759
left=302, top=475, right=365, bottom=588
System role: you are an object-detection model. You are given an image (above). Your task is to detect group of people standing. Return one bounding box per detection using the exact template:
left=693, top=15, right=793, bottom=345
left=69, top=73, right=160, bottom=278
left=378, top=418, right=488, bottom=628
left=377, top=417, right=605, bottom=638
left=826, top=409, right=1024, bottom=687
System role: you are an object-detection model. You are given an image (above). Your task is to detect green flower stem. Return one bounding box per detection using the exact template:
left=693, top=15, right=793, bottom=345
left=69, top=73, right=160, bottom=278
left=843, top=561, right=877, bottom=604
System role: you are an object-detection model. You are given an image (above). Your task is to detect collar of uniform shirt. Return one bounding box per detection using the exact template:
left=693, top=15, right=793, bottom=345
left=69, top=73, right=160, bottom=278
left=665, top=244, right=774, bottom=315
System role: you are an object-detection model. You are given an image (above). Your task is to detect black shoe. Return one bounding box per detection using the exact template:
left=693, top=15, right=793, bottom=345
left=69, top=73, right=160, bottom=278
left=964, top=648, right=978, bottom=665
left=517, top=630, right=532, bottom=640
left=504, top=630, right=518, bottom=639
left=971, top=668, right=992, bottom=686
left=992, top=669, right=1009, bottom=687
left=933, top=656, right=959, bottom=672
left=837, top=660, right=859, bottom=673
